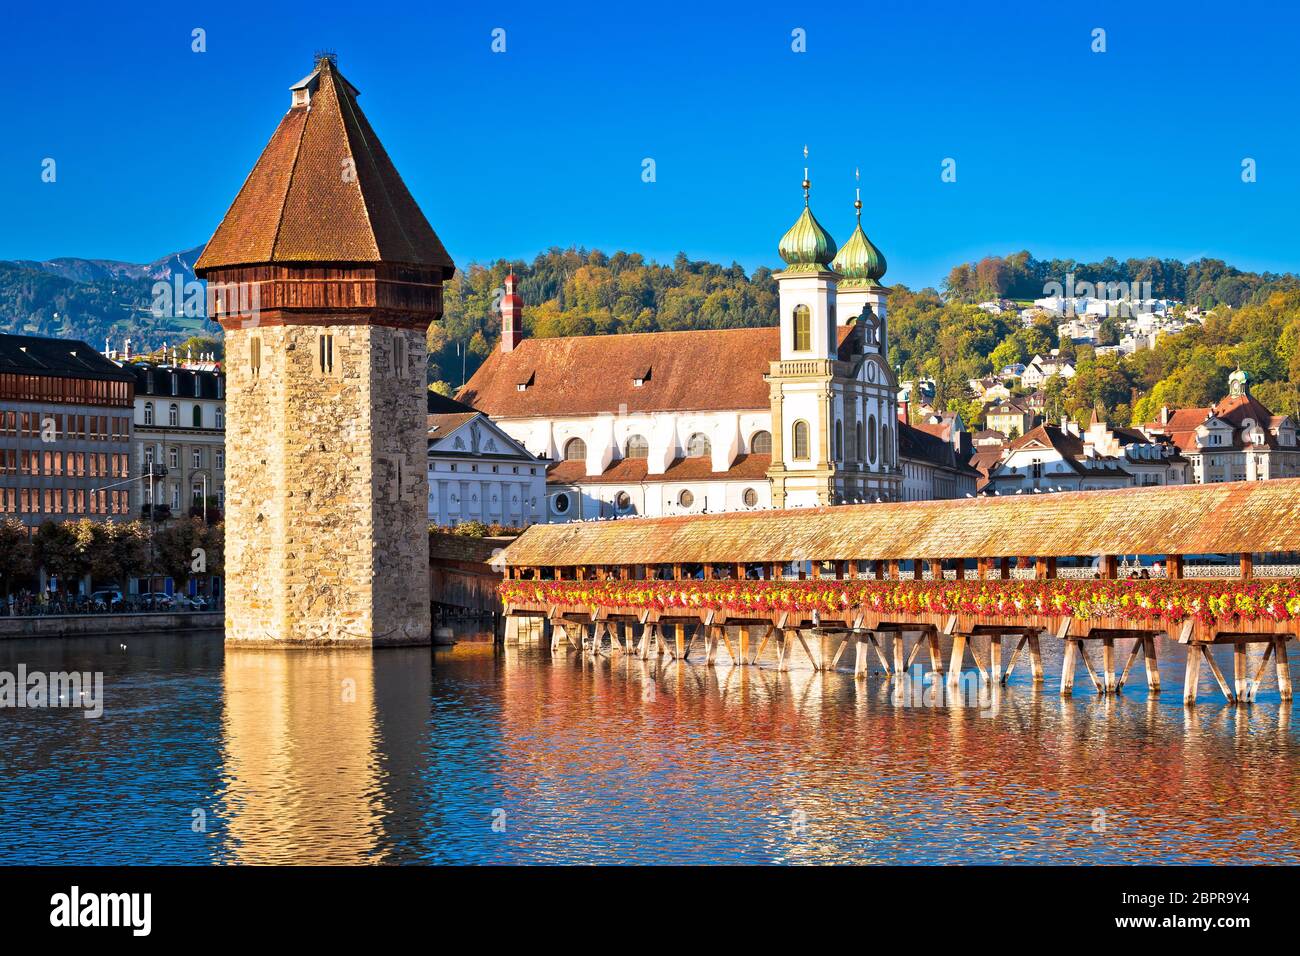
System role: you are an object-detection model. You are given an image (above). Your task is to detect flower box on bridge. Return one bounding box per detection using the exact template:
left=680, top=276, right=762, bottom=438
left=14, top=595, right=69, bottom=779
left=499, top=578, right=1300, bottom=643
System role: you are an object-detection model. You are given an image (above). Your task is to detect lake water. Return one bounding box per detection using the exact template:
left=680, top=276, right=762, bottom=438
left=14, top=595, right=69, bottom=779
left=0, top=628, right=1296, bottom=865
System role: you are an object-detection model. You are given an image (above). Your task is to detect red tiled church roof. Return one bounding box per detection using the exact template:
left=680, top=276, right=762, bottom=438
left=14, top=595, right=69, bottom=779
left=546, top=454, right=772, bottom=485
left=458, top=325, right=857, bottom=417
left=196, top=57, right=454, bottom=275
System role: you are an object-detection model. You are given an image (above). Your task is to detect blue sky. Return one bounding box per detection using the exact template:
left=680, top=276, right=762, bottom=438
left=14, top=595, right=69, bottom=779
left=2, top=0, right=1297, bottom=289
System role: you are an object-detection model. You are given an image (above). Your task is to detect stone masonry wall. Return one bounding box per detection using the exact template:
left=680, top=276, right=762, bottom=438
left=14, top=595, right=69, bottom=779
left=368, top=326, right=431, bottom=645
left=223, top=321, right=430, bottom=646
left=223, top=325, right=289, bottom=643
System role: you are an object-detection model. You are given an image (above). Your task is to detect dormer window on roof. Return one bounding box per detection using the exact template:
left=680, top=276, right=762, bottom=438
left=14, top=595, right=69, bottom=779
left=633, top=366, right=652, bottom=387
left=516, top=370, right=535, bottom=392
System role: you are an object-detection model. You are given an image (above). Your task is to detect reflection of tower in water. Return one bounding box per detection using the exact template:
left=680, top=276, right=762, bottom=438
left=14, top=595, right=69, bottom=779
left=219, top=648, right=430, bottom=864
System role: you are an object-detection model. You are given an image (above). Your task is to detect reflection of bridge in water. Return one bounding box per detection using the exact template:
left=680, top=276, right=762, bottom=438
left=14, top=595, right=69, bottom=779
left=501, top=480, right=1300, bottom=706
left=490, top=643, right=1299, bottom=863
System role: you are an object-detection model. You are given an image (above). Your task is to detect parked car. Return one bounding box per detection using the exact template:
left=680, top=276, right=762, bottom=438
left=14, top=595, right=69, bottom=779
left=175, top=595, right=208, bottom=611
left=139, top=592, right=174, bottom=611
left=90, top=590, right=124, bottom=611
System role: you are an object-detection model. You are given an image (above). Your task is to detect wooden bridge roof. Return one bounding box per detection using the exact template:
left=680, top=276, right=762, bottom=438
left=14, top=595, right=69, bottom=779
left=503, top=478, right=1300, bottom=567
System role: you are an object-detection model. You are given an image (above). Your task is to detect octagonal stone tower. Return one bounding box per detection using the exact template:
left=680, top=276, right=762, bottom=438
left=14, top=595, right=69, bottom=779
left=196, top=56, right=454, bottom=646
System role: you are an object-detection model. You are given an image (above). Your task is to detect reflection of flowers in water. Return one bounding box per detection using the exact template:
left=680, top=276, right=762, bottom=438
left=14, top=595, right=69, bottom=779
left=500, top=578, right=1300, bottom=628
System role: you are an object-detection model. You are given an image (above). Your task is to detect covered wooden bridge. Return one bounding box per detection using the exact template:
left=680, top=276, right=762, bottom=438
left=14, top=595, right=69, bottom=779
left=499, top=479, right=1300, bottom=705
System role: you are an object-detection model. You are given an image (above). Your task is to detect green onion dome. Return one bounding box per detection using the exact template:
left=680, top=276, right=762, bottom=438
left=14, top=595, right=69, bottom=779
left=778, top=185, right=837, bottom=271
left=832, top=200, right=887, bottom=287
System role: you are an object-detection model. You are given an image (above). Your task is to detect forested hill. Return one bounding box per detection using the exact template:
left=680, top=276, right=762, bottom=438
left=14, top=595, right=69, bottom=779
left=943, top=251, right=1300, bottom=306
left=3, top=242, right=1297, bottom=431
left=429, top=248, right=781, bottom=388
left=433, top=247, right=1300, bottom=431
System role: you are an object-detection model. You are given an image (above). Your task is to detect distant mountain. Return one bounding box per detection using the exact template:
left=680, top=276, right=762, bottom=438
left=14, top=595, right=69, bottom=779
left=0, top=245, right=211, bottom=348
left=3, top=244, right=202, bottom=286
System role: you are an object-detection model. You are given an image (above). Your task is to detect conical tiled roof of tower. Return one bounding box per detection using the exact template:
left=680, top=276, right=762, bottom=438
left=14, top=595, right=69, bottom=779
left=196, top=56, right=454, bottom=278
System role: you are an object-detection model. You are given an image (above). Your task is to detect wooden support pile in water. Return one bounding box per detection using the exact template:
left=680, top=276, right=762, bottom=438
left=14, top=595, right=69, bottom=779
left=519, top=604, right=1293, bottom=708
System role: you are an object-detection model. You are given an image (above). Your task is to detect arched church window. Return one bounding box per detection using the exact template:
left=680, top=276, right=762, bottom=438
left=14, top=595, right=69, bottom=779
left=793, top=305, right=811, bottom=352
left=882, top=423, right=892, bottom=465
left=563, top=438, right=587, bottom=461
left=750, top=430, right=772, bottom=455
left=625, top=434, right=649, bottom=459
left=686, top=433, right=711, bottom=457
left=868, top=415, right=878, bottom=464
left=792, top=420, right=810, bottom=460
left=834, top=421, right=843, bottom=461
left=855, top=421, right=864, bottom=463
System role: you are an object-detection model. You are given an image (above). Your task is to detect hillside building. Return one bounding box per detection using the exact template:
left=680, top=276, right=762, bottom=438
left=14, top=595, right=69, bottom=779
left=1141, top=369, right=1300, bottom=483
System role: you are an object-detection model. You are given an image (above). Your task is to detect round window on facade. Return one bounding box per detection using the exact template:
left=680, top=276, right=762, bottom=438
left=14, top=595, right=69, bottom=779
left=678, top=490, right=695, bottom=508
left=553, top=493, right=570, bottom=514
left=614, top=491, right=632, bottom=511
left=742, top=487, right=758, bottom=507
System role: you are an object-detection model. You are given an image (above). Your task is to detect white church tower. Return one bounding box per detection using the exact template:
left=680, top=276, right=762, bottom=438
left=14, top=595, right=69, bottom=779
left=767, top=159, right=901, bottom=508
left=831, top=178, right=900, bottom=503
left=833, top=174, right=891, bottom=351
left=767, top=158, right=841, bottom=508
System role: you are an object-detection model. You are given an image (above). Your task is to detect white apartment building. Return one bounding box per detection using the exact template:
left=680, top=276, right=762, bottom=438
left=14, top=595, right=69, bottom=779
left=427, top=392, right=546, bottom=528
left=128, top=360, right=226, bottom=517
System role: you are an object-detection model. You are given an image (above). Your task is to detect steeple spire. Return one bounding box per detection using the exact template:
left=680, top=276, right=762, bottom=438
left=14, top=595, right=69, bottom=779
left=832, top=167, right=887, bottom=288
left=803, top=145, right=811, bottom=206
left=778, top=145, right=836, bottom=271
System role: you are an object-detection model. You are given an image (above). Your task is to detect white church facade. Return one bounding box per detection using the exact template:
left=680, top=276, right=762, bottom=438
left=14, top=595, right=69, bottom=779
left=457, top=179, right=976, bottom=521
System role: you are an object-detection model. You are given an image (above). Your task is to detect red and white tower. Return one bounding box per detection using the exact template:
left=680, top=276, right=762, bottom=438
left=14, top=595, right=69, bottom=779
left=501, top=273, right=524, bottom=353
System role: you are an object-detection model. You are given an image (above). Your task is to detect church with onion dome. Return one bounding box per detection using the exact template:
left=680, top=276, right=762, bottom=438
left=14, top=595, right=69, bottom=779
left=456, top=163, right=977, bottom=524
